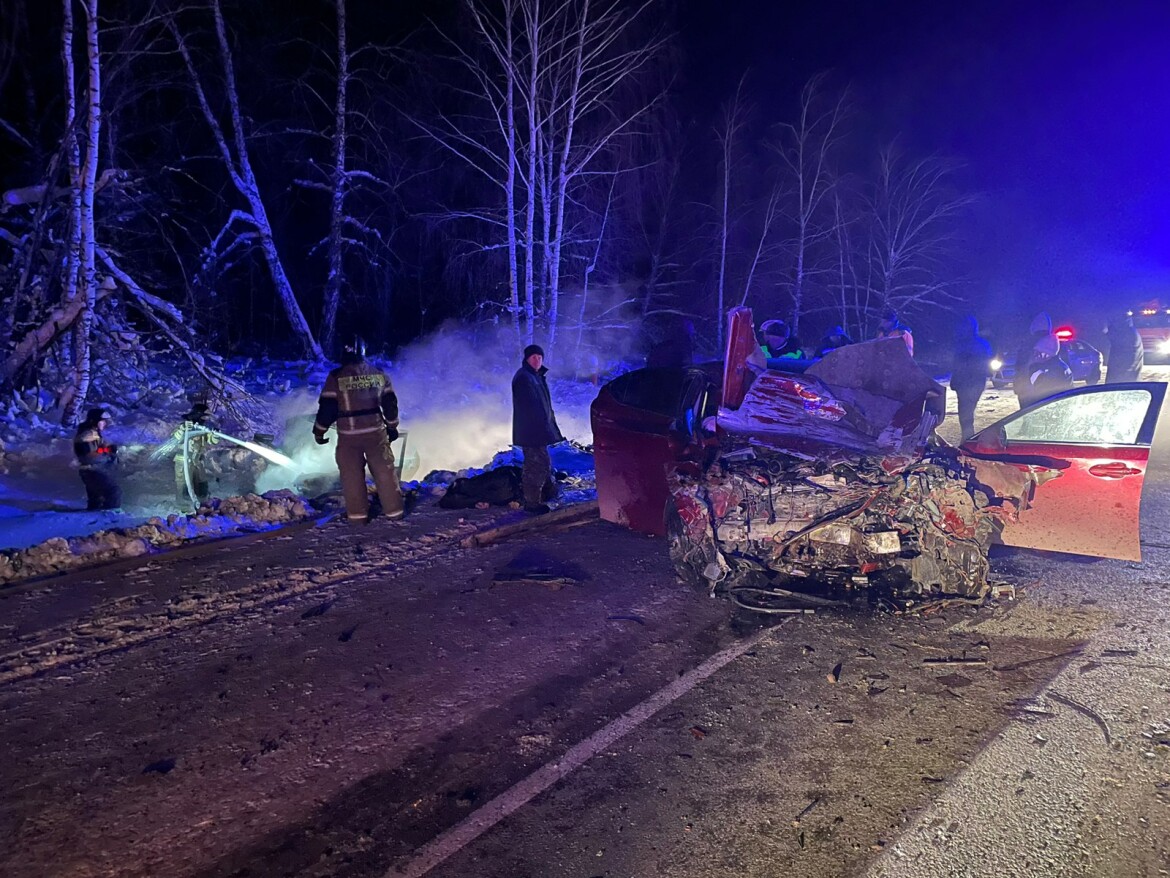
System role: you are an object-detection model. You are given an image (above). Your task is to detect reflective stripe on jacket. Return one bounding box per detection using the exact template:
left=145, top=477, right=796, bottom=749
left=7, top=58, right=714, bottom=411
left=314, top=361, right=399, bottom=439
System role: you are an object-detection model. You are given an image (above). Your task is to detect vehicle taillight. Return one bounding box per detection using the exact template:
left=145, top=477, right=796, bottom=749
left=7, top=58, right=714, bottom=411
left=1054, top=326, right=1074, bottom=341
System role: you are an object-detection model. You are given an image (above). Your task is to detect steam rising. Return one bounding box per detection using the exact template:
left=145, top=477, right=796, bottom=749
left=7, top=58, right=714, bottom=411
left=255, top=320, right=604, bottom=493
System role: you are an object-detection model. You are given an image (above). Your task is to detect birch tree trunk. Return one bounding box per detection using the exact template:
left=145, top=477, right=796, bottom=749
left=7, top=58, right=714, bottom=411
left=502, top=0, right=521, bottom=342
left=320, top=0, right=348, bottom=354
left=171, top=0, right=323, bottom=360
left=61, top=0, right=82, bottom=317
left=715, top=81, right=745, bottom=349
left=521, top=0, right=540, bottom=343
left=61, top=0, right=101, bottom=426
left=772, top=75, right=848, bottom=337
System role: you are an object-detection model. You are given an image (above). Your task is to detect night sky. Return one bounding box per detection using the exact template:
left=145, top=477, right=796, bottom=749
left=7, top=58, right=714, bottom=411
left=680, top=0, right=1170, bottom=329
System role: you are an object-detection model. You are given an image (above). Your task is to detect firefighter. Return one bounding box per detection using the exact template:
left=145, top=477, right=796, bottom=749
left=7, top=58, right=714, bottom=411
left=876, top=309, right=914, bottom=356
left=171, top=400, right=216, bottom=504
left=74, top=407, right=121, bottom=510
left=312, top=337, right=404, bottom=523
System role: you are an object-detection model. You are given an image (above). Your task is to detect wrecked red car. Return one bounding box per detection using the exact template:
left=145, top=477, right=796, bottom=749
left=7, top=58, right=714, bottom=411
left=592, top=307, right=1166, bottom=605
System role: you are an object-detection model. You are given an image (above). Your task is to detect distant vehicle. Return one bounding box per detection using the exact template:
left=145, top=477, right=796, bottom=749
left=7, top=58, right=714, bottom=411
left=1130, top=306, right=1170, bottom=361
left=989, top=326, right=1102, bottom=389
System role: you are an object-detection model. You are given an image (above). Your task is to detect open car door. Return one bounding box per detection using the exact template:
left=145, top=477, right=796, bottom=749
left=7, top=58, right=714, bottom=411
left=592, top=366, right=715, bottom=536
left=960, top=382, right=1167, bottom=561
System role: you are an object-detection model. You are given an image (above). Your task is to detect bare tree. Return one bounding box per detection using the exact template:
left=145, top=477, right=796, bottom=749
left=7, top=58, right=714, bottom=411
left=770, top=74, right=848, bottom=336
left=168, top=0, right=323, bottom=359
left=713, top=76, right=746, bottom=348
left=864, top=146, right=973, bottom=324
left=418, top=0, right=666, bottom=347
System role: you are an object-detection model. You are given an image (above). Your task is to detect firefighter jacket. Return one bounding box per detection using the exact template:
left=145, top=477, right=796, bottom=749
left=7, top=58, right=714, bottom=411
left=313, top=360, right=399, bottom=441
left=74, top=426, right=117, bottom=470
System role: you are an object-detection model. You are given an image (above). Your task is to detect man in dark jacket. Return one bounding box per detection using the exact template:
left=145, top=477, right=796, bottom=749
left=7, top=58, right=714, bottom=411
left=74, top=407, right=121, bottom=510
left=512, top=344, right=564, bottom=515
left=950, top=316, right=992, bottom=440
left=1106, top=315, right=1144, bottom=383
left=313, top=338, right=404, bottom=523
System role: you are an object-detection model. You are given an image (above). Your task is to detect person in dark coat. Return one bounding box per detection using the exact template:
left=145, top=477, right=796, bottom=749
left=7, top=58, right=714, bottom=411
left=512, top=344, right=564, bottom=515
left=74, top=407, right=121, bottom=510
left=950, top=316, right=992, bottom=440
left=1106, top=315, right=1144, bottom=383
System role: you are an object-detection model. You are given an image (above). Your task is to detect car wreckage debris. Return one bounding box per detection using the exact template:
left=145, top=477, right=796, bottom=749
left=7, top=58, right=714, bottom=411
left=668, top=442, right=1032, bottom=609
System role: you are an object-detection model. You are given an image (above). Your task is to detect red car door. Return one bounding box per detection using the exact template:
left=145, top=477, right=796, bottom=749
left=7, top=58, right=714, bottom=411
left=960, top=383, right=1167, bottom=561
left=592, top=368, right=700, bottom=536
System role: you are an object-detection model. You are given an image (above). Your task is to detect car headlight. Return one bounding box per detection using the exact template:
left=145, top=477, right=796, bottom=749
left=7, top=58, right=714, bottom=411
left=1157, top=340, right=1170, bottom=355
left=989, top=358, right=1003, bottom=371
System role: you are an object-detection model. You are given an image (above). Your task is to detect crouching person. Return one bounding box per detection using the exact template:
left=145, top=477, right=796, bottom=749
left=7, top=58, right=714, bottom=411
left=512, top=344, right=564, bottom=515
left=74, top=407, right=121, bottom=510
left=312, top=338, right=404, bottom=523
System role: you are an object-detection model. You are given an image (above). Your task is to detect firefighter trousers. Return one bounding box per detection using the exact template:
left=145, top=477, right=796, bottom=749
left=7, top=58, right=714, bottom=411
left=336, top=431, right=403, bottom=522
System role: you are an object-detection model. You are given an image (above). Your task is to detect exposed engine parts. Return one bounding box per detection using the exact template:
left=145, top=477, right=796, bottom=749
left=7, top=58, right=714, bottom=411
left=667, top=442, right=1026, bottom=604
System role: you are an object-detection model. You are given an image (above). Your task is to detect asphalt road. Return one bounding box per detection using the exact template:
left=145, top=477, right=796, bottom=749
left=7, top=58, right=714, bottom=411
left=1, top=382, right=1168, bottom=878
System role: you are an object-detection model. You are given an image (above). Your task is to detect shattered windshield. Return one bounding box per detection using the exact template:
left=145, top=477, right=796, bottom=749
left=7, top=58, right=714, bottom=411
left=1004, top=389, right=1152, bottom=445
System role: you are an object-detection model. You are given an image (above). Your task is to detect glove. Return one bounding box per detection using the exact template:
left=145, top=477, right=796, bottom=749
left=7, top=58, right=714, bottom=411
left=385, top=426, right=399, bottom=443
left=314, top=433, right=329, bottom=446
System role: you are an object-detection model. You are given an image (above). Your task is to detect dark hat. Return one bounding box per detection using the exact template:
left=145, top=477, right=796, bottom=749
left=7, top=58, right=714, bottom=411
left=82, top=407, right=111, bottom=427
left=523, top=344, right=545, bottom=359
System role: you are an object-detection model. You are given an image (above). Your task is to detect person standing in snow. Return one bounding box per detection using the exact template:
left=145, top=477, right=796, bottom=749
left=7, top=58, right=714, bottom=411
left=950, top=316, right=992, bottom=440
left=875, top=309, right=914, bottom=357
left=1106, top=314, right=1144, bottom=383
left=171, top=400, right=216, bottom=505
left=312, top=338, right=404, bottom=524
left=512, top=344, right=564, bottom=515
left=74, top=407, right=121, bottom=510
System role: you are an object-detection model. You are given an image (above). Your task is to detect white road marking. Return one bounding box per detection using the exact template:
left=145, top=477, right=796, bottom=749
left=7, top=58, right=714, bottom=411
left=390, top=623, right=781, bottom=878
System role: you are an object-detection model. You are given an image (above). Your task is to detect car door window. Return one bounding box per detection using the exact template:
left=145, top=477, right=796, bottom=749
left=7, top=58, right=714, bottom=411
left=1004, top=388, right=1152, bottom=445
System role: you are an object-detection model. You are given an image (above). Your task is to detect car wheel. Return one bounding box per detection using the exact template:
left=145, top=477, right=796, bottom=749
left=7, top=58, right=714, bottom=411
left=665, top=500, right=714, bottom=591
left=1086, top=368, right=1101, bottom=386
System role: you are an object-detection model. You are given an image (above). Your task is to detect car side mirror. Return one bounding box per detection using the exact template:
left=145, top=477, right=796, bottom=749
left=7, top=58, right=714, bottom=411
left=981, top=424, right=1007, bottom=451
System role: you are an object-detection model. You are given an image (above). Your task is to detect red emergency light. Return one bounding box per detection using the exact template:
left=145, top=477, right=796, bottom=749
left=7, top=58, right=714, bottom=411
left=1054, top=326, right=1074, bottom=342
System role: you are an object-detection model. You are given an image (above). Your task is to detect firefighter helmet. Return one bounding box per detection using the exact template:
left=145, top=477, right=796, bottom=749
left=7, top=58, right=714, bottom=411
left=342, top=336, right=367, bottom=362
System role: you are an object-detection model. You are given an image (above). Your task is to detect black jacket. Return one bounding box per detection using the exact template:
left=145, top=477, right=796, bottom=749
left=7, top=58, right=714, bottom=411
left=950, top=320, right=992, bottom=392
left=1107, top=324, right=1144, bottom=383
left=512, top=361, right=562, bottom=447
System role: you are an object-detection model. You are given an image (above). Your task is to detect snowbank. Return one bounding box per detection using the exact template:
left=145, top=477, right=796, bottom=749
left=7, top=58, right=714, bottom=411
left=0, top=490, right=313, bottom=585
